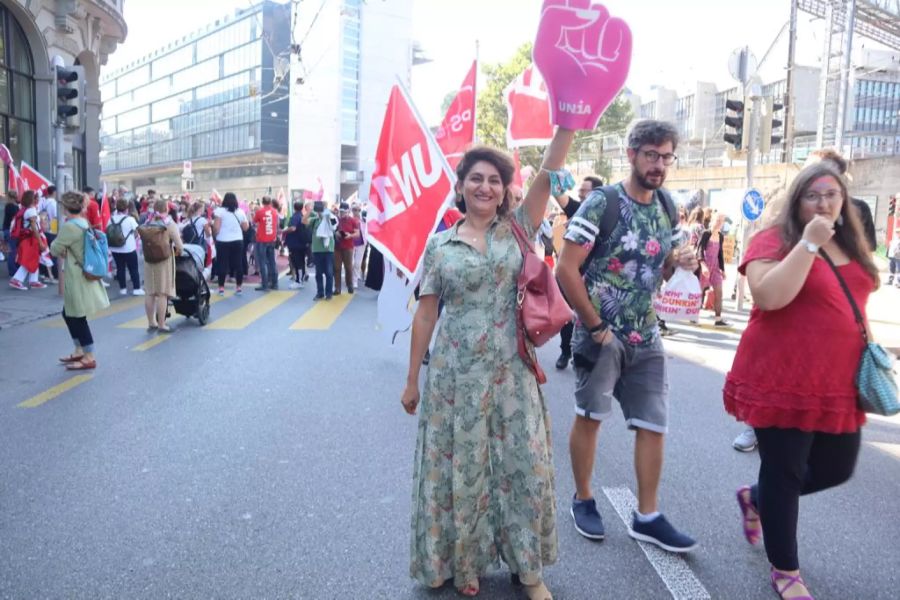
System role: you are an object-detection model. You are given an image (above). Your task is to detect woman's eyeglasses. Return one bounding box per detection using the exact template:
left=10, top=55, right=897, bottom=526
left=801, top=190, right=842, bottom=203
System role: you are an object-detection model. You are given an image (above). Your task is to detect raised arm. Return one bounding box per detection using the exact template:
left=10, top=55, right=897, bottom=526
left=522, top=128, right=576, bottom=230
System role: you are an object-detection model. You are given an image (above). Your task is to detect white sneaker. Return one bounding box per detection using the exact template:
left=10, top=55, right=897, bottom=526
left=732, top=428, right=758, bottom=452
left=288, top=282, right=302, bottom=290
left=132, top=288, right=146, bottom=296
left=101, top=280, right=110, bottom=288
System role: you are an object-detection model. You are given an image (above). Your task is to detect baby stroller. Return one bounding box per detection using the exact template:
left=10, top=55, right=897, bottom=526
left=172, top=244, right=211, bottom=325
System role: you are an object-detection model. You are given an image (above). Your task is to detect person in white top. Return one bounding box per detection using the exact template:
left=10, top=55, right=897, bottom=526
left=212, top=192, right=249, bottom=295
left=38, top=185, right=59, bottom=282
left=108, top=198, right=144, bottom=295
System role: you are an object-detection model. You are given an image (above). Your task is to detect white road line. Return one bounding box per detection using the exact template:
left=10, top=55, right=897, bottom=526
left=602, top=486, right=711, bottom=600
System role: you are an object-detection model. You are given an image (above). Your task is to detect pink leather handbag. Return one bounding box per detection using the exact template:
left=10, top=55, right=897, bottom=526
left=509, top=218, right=574, bottom=383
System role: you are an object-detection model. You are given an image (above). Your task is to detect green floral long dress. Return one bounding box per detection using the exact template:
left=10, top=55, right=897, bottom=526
left=410, top=207, right=558, bottom=589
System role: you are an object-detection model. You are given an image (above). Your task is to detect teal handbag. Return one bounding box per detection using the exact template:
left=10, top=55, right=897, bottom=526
left=821, top=250, right=900, bottom=416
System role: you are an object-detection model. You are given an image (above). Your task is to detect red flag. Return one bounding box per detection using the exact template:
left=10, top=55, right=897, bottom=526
left=7, top=163, right=26, bottom=198
left=504, top=64, right=554, bottom=148
left=99, top=182, right=111, bottom=231
left=366, top=84, right=456, bottom=278
left=20, top=162, right=52, bottom=197
left=7, top=164, right=18, bottom=195
left=435, top=61, right=476, bottom=171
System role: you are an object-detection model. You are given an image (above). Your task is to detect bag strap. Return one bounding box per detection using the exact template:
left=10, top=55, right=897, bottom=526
left=578, top=185, right=621, bottom=275
left=818, top=249, right=868, bottom=344
left=509, top=216, right=534, bottom=257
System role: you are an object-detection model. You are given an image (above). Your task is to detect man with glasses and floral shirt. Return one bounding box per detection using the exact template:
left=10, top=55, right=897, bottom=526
left=557, top=119, right=700, bottom=553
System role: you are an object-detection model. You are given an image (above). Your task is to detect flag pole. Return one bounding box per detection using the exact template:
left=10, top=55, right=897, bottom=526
left=473, top=40, right=480, bottom=145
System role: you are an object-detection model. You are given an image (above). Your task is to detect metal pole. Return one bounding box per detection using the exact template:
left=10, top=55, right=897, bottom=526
left=834, top=0, right=856, bottom=153
left=737, top=92, right=759, bottom=312
left=55, top=124, right=66, bottom=192
left=784, top=0, right=798, bottom=163
left=815, top=1, right=835, bottom=148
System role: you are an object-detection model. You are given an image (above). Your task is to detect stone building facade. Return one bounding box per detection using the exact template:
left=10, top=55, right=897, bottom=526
left=1, top=0, right=126, bottom=191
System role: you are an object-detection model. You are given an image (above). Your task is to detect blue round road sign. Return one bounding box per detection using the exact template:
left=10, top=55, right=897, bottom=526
left=742, top=188, right=764, bottom=221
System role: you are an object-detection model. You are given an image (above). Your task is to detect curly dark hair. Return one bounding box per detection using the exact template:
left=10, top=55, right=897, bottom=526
left=628, top=119, right=680, bottom=152
left=454, top=146, right=515, bottom=216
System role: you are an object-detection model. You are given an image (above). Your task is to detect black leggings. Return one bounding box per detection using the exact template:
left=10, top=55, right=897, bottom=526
left=113, top=251, right=141, bottom=290
left=750, top=427, right=861, bottom=571
left=289, top=246, right=308, bottom=282
left=216, top=240, right=244, bottom=288
left=62, top=309, right=94, bottom=352
left=560, top=320, right=574, bottom=356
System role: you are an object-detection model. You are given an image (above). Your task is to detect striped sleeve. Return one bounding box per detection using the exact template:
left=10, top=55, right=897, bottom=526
left=564, top=190, right=607, bottom=246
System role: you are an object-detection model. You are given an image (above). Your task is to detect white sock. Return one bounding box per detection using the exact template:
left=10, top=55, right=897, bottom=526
left=635, top=510, right=661, bottom=523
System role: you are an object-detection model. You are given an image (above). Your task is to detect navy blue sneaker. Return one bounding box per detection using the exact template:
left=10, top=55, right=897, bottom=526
left=570, top=495, right=605, bottom=540
left=629, top=512, right=697, bottom=553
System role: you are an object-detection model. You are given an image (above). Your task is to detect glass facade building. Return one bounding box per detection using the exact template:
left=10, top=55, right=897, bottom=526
left=99, top=0, right=290, bottom=193
left=850, top=76, right=900, bottom=156
left=0, top=4, right=36, bottom=171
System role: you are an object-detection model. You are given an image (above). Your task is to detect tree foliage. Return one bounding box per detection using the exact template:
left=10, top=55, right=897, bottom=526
left=475, top=42, right=634, bottom=181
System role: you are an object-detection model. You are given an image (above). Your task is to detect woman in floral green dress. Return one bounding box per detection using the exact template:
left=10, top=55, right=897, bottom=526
left=401, top=128, right=575, bottom=600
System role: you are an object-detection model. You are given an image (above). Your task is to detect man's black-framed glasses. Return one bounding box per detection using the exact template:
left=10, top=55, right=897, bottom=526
left=640, top=150, right=678, bottom=166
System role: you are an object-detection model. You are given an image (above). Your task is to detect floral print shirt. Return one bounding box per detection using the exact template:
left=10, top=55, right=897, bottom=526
left=564, top=182, right=680, bottom=346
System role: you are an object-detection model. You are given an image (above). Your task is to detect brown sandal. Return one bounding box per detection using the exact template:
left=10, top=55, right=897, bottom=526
left=59, top=354, right=84, bottom=364
left=66, top=358, right=97, bottom=370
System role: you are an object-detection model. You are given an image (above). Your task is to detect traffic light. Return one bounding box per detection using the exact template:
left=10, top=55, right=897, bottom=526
left=55, top=64, right=84, bottom=130
left=724, top=98, right=750, bottom=151
left=759, top=96, right=785, bottom=154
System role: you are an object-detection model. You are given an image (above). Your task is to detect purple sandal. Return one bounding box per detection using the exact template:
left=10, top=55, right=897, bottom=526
left=771, top=568, right=814, bottom=599
left=736, top=486, right=762, bottom=545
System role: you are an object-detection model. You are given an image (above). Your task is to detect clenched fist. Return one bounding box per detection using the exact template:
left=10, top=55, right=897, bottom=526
left=802, top=215, right=835, bottom=248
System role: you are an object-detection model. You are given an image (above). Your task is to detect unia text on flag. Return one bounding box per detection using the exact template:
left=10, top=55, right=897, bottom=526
left=365, top=83, right=456, bottom=279
left=434, top=60, right=477, bottom=171
left=504, top=64, right=554, bottom=148
left=365, top=82, right=456, bottom=342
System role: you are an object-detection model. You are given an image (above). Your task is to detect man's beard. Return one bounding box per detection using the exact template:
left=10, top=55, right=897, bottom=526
left=635, top=168, right=665, bottom=190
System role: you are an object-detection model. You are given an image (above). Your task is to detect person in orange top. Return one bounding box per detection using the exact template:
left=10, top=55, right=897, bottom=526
left=252, top=196, right=280, bottom=291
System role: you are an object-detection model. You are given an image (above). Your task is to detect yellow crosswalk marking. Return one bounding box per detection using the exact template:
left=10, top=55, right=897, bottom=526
left=290, top=294, right=353, bottom=330
left=132, top=334, right=173, bottom=352
left=42, top=297, right=145, bottom=328
left=117, top=291, right=233, bottom=329
left=206, top=291, right=296, bottom=330
left=18, top=374, right=93, bottom=408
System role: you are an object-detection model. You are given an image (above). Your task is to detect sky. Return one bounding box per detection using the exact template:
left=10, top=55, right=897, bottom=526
left=104, top=0, right=870, bottom=125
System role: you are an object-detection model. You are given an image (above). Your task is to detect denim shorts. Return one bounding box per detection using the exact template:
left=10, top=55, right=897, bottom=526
left=571, top=326, right=669, bottom=433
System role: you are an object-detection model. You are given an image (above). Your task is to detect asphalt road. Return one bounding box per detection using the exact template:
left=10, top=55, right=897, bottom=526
left=1, top=280, right=898, bottom=599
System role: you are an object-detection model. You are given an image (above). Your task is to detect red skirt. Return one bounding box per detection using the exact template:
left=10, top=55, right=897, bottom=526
left=16, top=236, right=41, bottom=272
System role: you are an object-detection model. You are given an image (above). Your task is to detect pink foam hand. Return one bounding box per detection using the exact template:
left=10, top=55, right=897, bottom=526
left=0, top=143, right=12, bottom=166
left=533, top=0, right=633, bottom=131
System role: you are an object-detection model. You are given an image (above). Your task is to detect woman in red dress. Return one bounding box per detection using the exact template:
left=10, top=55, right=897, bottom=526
left=10, top=190, right=47, bottom=290
left=723, top=162, right=879, bottom=600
